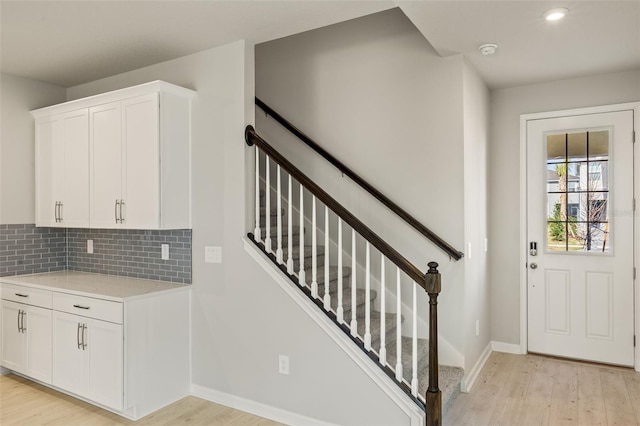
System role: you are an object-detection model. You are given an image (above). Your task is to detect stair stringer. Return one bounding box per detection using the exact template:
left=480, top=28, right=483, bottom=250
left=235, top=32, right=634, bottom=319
left=244, top=237, right=426, bottom=426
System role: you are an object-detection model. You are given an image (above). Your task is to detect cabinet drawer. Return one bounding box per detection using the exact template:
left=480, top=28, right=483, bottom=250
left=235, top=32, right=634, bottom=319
left=53, top=293, right=122, bottom=324
left=1, top=284, right=52, bottom=309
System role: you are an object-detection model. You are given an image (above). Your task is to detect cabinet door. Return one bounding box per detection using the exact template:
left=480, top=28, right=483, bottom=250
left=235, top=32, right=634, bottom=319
left=1, top=301, right=27, bottom=373
left=86, top=318, right=123, bottom=410
left=122, top=94, right=160, bottom=229
left=59, top=110, right=90, bottom=228
left=90, top=102, right=123, bottom=228
left=35, top=116, right=62, bottom=227
left=52, top=311, right=86, bottom=396
left=24, top=305, right=52, bottom=384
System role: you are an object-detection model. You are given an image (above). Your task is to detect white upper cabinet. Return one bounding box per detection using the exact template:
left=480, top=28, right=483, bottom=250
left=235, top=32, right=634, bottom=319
left=35, top=110, right=90, bottom=228
left=32, top=81, right=195, bottom=229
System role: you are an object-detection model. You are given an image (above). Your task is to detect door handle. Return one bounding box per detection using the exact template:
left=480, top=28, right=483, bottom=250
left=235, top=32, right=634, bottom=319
left=21, top=310, right=26, bottom=333
left=529, top=241, right=538, bottom=256
left=55, top=202, right=59, bottom=222
left=120, top=199, right=125, bottom=223
left=115, top=199, right=120, bottom=223
left=530, top=262, right=538, bottom=270
left=59, top=202, right=63, bottom=222
left=82, top=324, right=87, bottom=350
left=77, top=322, right=82, bottom=349
left=17, top=310, right=22, bottom=333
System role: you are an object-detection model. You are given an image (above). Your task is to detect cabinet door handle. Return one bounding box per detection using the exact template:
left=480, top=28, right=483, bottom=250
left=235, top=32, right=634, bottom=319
left=55, top=202, right=59, bottom=222
left=59, top=202, right=63, bottom=222
left=17, top=309, right=22, bottom=333
left=115, top=199, right=120, bottom=223
left=14, top=293, right=28, bottom=298
left=21, top=311, right=26, bottom=333
left=82, top=324, right=88, bottom=350
left=120, top=199, right=125, bottom=223
left=77, top=323, right=82, bottom=349
left=73, top=304, right=90, bottom=310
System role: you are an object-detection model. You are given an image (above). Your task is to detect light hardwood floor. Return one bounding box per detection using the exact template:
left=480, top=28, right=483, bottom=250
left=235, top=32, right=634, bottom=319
left=445, top=352, right=640, bottom=426
left=3, top=353, right=639, bottom=425
left=0, top=374, right=283, bottom=426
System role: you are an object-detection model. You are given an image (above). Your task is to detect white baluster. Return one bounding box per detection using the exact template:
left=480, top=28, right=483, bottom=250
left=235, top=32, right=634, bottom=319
left=254, top=148, right=261, bottom=242
left=298, top=184, right=306, bottom=286
left=323, top=206, right=331, bottom=310
left=379, top=255, right=386, bottom=365
left=364, top=242, right=371, bottom=351
left=350, top=229, right=357, bottom=336
left=336, top=219, right=344, bottom=324
left=311, top=196, right=318, bottom=298
left=275, top=165, right=283, bottom=263
left=264, top=155, right=271, bottom=253
left=411, top=281, right=418, bottom=397
left=286, top=175, right=294, bottom=274
left=395, top=267, right=403, bottom=381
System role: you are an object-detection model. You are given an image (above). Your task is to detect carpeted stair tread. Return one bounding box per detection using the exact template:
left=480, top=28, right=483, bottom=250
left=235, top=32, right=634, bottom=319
left=383, top=336, right=463, bottom=412
left=305, top=265, right=352, bottom=285
left=283, top=245, right=325, bottom=270
left=354, top=310, right=398, bottom=348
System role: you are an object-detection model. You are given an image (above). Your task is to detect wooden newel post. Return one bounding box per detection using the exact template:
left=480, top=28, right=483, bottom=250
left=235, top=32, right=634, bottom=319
left=425, top=261, right=442, bottom=426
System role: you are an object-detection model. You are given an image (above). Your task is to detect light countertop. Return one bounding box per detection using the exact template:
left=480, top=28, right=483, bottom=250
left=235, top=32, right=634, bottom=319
left=0, top=271, right=190, bottom=302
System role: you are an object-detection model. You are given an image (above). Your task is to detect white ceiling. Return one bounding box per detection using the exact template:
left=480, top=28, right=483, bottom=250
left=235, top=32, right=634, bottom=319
left=1, top=1, right=639, bottom=89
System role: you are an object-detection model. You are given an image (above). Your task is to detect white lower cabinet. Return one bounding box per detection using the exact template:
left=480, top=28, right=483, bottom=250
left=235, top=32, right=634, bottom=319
left=1, top=300, right=52, bottom=384
left=1, top=277, right=190, bottom=420
left=52, top=311, right=123, bottom=411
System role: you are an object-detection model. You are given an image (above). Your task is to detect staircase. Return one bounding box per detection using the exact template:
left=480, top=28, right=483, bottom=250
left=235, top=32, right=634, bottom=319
left=254, top=197, right=464, bottom=413
left=247, top=98, right=465, bottom=426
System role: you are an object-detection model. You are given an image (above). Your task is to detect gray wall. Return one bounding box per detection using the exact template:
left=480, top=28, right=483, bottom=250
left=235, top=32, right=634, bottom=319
left=462, top=59, right=491, bottom=373
left=0, top=73, right=66, bottom=224
left=489, top=69, right=640, bottom=345
left=67, top=41, right=412, bottom=425
left=256, top=8, right=468, bottom=361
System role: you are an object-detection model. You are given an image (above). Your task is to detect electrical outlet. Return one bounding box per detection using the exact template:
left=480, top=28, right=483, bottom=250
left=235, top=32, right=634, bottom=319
left=87, top=240, right=93, bottom=254
left=279, top=355, right=290, bottom=375
left=161, top=244, right=170, bottom=260
left=475, top=320, right=480, bottom=337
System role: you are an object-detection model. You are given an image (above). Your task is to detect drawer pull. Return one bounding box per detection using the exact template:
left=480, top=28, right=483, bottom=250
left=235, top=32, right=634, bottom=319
left=73, top=304, right=91, bottom=310
left=14, top=293, right=29, bottom=298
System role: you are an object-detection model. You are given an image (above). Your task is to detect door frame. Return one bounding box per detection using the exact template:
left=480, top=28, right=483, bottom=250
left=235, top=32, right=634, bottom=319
left=519, top=102, right=639, bottom=371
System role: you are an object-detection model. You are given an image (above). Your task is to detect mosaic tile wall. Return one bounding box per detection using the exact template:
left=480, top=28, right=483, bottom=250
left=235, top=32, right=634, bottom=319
left=0, top=225, right=191, bottom=284
left=67, top=228, right=192, bottom=284
left=0, top=224, right=66, bottom=276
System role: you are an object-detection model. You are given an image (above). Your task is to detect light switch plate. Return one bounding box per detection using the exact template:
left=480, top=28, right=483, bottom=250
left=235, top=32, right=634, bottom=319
left=161, top=244, right=170, bottom=260
left=205, top=246, right=222, bottom=264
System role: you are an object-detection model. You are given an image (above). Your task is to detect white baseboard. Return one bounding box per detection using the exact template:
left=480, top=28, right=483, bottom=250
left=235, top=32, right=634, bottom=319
left=491, top=341, right=523, bottom=354
left=460, top=343, right=491, bottom=393
left=191, top=384, right=337, bottom=426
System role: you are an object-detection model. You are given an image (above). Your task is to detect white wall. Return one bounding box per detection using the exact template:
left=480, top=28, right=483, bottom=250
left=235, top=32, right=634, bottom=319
left=256, top=8, right=468, bottom=360
left=0, top=73, right=66, bottom=224
left=68, top=41, right=412, bottom=425
left=462, top=59, right=490, bottom=374
left=490, top=69, right=640, bottom=345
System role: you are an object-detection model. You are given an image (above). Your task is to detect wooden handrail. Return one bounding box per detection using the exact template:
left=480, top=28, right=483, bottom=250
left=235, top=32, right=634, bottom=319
left=255, top=97, right=464, bottom=261
left=246, top=125, right=425, bottom=285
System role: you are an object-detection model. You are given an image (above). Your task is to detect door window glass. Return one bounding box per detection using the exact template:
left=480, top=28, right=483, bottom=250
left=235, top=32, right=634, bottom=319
left=545, top=130, right=610, bottom=253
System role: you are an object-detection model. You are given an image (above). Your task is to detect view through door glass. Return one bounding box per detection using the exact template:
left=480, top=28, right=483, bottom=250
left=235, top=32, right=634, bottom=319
left=546, top=130, right=611, bottom=253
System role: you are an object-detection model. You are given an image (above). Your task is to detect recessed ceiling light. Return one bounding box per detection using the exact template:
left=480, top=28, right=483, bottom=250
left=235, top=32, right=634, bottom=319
left=479, top=43, right=498, bottom=56
left=543, top=8, right=569, bottom=21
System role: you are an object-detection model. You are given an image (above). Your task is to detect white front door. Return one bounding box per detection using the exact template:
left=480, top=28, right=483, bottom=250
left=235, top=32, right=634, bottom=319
left=526, top=109, right=635, bottom=366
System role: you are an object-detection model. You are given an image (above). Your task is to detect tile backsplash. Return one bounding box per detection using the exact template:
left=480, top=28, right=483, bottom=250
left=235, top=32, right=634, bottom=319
left=0, top=225, right=191, bottom=284
left=67, top=228, right=191, bottom=284
left=0, top=224, right=66, bottom=276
